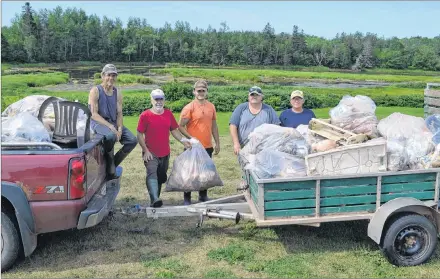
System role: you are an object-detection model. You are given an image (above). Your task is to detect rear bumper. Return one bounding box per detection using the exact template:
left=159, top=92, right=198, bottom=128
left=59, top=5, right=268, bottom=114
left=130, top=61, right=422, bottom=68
left=77, top=167, right=122, bottom=229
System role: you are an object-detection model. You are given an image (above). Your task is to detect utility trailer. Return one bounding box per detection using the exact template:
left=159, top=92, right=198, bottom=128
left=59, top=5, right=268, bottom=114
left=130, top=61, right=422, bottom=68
left=118, top=166, right=440, bottom=267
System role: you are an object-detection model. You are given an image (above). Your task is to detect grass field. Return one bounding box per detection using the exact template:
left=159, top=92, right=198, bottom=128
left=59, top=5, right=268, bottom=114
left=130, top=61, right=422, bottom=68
left=7, top=106, right=440, bottom=279
left=152, top=68, right=440, bottom=84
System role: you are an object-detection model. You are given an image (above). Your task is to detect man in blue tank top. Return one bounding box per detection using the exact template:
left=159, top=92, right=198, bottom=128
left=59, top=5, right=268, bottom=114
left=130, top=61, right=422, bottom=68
left=88, top=64, right=137, bottom=179
left=279, top=90, right=316, bottom=128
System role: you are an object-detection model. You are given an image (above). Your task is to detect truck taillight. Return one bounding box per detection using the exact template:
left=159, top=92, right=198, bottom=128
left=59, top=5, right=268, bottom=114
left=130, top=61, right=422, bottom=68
left=69, top=157, right=86, bottom=199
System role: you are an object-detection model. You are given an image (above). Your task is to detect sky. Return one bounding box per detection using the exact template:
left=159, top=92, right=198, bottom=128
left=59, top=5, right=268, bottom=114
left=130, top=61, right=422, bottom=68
left=1, top=1, right=440, bottom=39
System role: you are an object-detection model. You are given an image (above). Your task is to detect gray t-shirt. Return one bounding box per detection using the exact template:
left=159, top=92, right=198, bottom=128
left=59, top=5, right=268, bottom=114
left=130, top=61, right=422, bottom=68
left=229, top=102, right=280, bottom=146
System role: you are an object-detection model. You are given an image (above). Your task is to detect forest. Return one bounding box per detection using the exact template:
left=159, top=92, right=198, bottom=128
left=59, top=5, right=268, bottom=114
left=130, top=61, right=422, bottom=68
left=2, top=2, right=440, bottom=71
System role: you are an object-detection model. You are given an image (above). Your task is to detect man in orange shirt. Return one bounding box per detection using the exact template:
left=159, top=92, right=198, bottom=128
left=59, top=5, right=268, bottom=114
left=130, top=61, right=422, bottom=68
left=179, top=79, right=220, bottom=205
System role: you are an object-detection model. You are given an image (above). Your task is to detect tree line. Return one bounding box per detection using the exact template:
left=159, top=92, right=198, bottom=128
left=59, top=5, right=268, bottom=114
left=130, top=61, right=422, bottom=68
left=2, top=2, right=440, bottom=71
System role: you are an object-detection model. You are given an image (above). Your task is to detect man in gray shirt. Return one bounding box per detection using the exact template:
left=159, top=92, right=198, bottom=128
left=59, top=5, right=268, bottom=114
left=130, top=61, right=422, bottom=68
left=229, top=86, right=280, bottom=155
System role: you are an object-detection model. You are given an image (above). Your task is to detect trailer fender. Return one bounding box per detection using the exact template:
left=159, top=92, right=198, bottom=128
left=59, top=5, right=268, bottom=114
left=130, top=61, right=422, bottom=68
left=367, top=197, right=440, bottom=245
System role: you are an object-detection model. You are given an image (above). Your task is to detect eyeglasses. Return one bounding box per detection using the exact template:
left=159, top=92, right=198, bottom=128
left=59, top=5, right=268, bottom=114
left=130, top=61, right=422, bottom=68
left=292, top=97, right=303, bottom=101
left=249, top=93, right=261, bottom=97
left=154, top=98, right=164, bottom=101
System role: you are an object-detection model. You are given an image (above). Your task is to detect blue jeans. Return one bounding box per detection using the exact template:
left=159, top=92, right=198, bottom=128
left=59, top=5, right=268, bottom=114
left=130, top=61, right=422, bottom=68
left=93, top=124, right=137, bottom=167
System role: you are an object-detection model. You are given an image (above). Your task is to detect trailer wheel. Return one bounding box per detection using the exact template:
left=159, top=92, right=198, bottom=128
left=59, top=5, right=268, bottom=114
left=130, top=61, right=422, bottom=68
left=1, top=211, right=20, bottom=272
left=381, top=214, right=437, bottom=267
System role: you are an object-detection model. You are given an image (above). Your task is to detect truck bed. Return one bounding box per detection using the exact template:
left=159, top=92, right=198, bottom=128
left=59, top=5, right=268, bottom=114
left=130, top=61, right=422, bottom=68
left=243, top=168, right=440, bottom=226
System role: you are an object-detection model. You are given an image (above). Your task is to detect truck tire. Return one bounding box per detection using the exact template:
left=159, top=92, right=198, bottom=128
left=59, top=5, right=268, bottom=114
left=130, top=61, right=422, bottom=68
left=1, top=211, right=20, bottom=272
left=381, top=214, right=437, bottom=267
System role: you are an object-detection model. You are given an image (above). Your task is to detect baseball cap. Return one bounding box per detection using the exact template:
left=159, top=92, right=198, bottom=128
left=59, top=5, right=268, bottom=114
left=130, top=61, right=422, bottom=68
left=249, top=86, right=263, bottom=96
left=102, top=64, right=118, bottom=75
left=151, top=89, right=165, bottom=99
left=194, top=79, right=208, bottom=90
left=290, top=90, right=304, bottom=99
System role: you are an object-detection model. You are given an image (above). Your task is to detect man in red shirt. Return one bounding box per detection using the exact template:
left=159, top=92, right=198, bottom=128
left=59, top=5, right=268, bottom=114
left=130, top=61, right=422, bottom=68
left=137, top=89, right=191, bottom=208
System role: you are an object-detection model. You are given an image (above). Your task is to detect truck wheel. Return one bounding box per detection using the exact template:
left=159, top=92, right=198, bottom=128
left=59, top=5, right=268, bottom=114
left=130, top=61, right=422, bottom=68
left=1, top=211, right=20, bottom=272
left=381, top=214, right=437, bottom=267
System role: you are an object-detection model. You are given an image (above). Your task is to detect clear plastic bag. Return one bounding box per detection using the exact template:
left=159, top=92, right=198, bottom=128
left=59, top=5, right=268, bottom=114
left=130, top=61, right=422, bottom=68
left=254, top=149, right=306, bottom=179
left=425, top=115, right=440, bottom=145
left=165, top=138, right=224, bottom=192
left=2, top=95, right=64, bottom=119
left=242, top=124, right=309, bottom=158
left=378, top=113, right=434, bottom=171
left=330, top=95, right=378, bottom=136
left=1, top=112, right=51, bottom=142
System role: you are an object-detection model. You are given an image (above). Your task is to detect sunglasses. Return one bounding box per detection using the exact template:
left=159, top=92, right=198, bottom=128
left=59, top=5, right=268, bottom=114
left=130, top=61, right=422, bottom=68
left=249, top=93, right=261, bottom=97
left=154, top=98, right=164, bottom=101
left=249, top=88, right=262, bottom=94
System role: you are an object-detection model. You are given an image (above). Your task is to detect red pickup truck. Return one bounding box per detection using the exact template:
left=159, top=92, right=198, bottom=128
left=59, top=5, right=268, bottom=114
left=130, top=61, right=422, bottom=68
left=1, top=135, right=121, bottom=272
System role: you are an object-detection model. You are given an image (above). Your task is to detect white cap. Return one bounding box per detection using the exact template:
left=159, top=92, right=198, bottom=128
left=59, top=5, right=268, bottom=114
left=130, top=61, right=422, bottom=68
left=150, top=89, right=165, bottom=99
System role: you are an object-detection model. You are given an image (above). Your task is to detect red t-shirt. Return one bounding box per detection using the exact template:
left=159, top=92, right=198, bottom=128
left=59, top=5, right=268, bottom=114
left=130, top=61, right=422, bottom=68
left=137, top=109, right=179, bottom=157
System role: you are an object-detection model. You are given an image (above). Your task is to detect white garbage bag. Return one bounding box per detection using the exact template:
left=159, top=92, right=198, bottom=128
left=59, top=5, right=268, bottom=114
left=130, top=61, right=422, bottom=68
left=2, top=95, right=64, bottom=119
left=1, top=112, right=51, bottom=142
left=241, top=124, right=309, bottom=158
left=378, top=113, right=434, bottom=171
left=165, top=138, right=224, bottom=192
left=254, top=149, right=306, bottom=179
left=330, top=95, right=378, bottom=137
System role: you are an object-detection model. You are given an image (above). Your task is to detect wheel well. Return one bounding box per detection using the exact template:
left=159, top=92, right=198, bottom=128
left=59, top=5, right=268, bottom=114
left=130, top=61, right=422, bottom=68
left=1, top=197, right=15, bottom=215
left=1, top=196, right=25, bottom=258
left=380, top=211, right=433, bottom=246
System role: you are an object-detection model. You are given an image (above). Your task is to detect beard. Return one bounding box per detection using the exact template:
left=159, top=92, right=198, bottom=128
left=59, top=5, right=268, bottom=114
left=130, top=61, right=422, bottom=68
left=152, top=103, right=164, bottom=113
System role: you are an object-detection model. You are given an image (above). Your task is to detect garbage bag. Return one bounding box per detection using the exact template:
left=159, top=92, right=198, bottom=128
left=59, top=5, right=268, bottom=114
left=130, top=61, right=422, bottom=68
left=254, top=149, right=306, bottom=179
left=2, top=95, right=64, bottom=119
left=330, top=95, right=378, bottom=137
left=166, top=138, right=224, bottom=192
left=241, top=124, right=309, bottom=158
left=378, top=113, right=434, bottom=171
left=1, top=112, right=51, bottom=142
left=425, top=114, right=440, bottom=145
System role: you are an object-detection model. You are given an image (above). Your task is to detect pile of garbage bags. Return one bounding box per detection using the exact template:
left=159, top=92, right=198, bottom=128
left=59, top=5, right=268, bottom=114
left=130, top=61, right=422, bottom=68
left=241, top=94, right=440, bottom=179
left=330, top=95, right=379, bottom=137
left=166, top=138, right=224, bottom=192
left=1, top=95, right=91, bottom=145
left=378, top=113, right=435, bottom=171
left=240, top=124, right=309, bottom=179
left=2, top=112, right=51, bottom=143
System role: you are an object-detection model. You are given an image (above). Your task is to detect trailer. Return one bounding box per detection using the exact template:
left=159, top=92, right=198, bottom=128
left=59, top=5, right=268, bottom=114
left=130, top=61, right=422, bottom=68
left=118, top=166, right=440, bottom=267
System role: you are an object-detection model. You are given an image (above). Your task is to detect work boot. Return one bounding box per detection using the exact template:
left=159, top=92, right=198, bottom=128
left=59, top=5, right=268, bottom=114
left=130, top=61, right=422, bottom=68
left=105, top=150, right=116, bottom=178
left=114, top=149, right=130, bottom=167
left=183, top=192, right=191, bottom=206
left=146, top=178, right=163, bottom=208
left=198, top=190, right=209, bottom=202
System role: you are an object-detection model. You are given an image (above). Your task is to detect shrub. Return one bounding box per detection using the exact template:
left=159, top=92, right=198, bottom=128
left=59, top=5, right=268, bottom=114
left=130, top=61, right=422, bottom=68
left=160, top=82, right=194, bottom=102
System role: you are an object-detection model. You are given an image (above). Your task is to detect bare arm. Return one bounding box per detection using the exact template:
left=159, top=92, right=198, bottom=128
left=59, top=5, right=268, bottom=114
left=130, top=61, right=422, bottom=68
left=117, top=89, right=123, bottom=132
left=229, top=124, right=240, bottom=147
left=170, top=128, right=185, bottom=142
left=212, top=120, right=220, bottom=146
left=178, top=118, right=192, bottom=139
left=136, top=131, right=148, bottom=153
left=88, top=87, right=114, bottom=128
left=229, top=124, right=241, bottom=155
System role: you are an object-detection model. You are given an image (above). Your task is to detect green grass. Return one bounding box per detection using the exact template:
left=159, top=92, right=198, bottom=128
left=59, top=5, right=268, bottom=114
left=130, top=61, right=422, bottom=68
left=93, top=73, right=153, bottom=85
left=152, top=67, right=440, bottom=84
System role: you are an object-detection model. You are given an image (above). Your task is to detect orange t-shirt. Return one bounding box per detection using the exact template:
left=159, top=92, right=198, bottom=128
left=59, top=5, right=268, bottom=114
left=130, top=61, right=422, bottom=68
left=180, top=100, right=217, bottom=148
